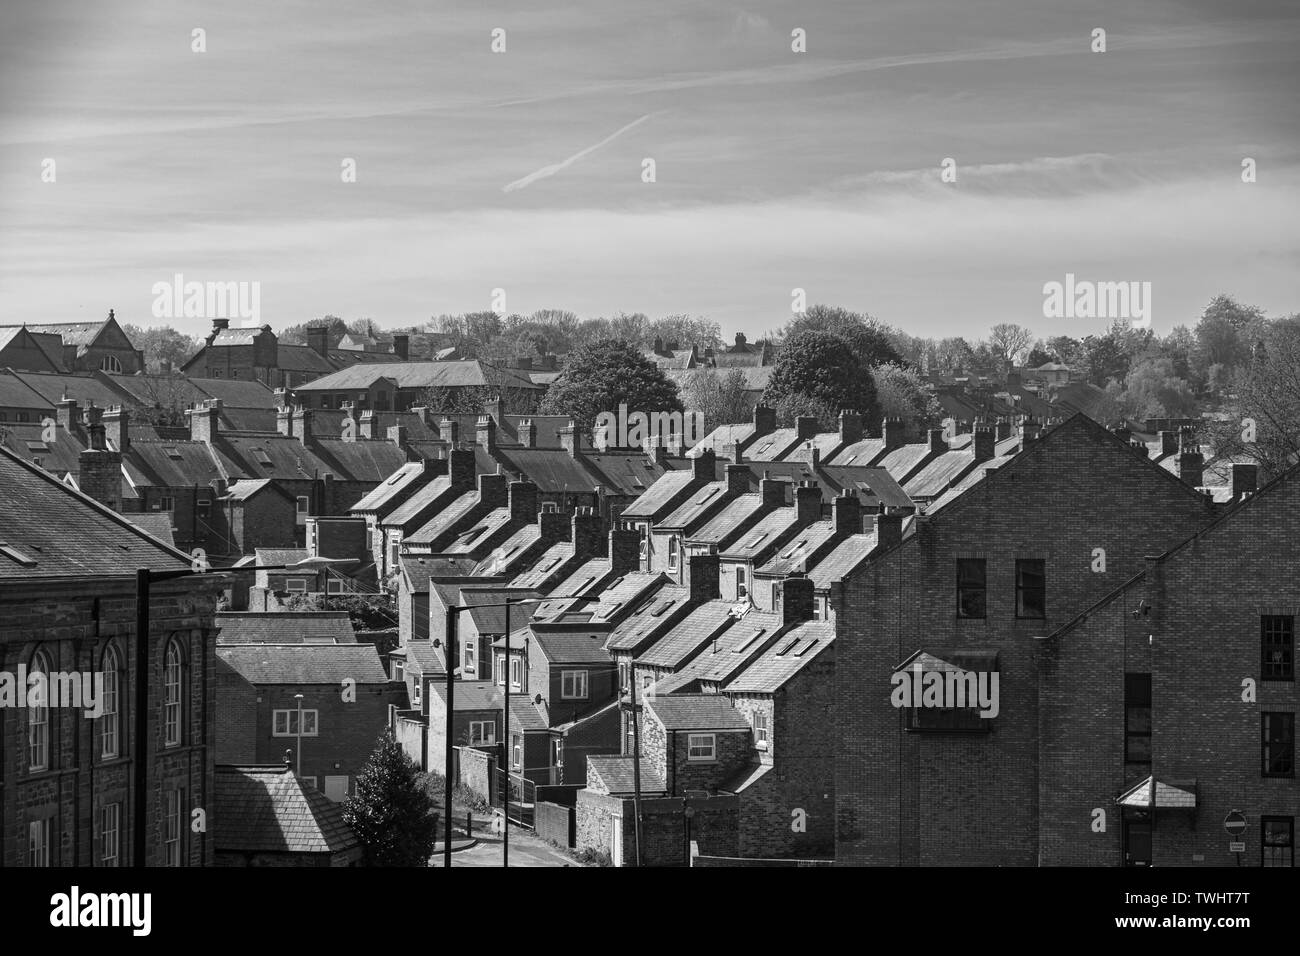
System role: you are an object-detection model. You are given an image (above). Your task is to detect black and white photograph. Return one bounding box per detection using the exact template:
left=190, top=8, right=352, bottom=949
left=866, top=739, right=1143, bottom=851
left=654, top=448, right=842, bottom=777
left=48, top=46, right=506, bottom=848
left=0, top=0, right=1296, bottom=935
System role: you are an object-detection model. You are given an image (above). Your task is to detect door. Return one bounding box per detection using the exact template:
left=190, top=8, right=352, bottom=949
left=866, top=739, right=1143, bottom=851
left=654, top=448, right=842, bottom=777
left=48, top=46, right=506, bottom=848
left=610, top=817, right=623, bottom=867
left=1124, top=820, right=1152, bottom=866
left=324, top=775, right=350, bottom=802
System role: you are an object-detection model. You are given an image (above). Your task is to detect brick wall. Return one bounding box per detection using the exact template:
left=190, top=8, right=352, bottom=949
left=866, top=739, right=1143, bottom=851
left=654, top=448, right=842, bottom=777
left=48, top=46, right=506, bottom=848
left=457, top=745, right=496, bottom=804
left=835, top=417, right=1220, bottom=866
left=536, top=801, right=575, bottom=848
left=640, top=711, right=752, bottom=794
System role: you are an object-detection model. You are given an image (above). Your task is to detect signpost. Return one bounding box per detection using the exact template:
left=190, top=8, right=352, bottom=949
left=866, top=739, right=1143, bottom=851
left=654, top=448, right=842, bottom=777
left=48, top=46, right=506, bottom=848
left=1223, top=810, right=1247, bottom=866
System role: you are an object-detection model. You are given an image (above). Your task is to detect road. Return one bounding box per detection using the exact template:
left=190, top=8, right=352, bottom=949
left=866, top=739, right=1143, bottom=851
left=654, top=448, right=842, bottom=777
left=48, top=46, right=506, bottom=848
left=432, top=825, right=582, bottom=867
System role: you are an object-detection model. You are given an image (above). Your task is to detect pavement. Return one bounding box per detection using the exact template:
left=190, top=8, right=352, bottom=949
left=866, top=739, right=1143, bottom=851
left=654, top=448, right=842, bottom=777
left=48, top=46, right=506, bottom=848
left=430, top=823, right=581, bottom=867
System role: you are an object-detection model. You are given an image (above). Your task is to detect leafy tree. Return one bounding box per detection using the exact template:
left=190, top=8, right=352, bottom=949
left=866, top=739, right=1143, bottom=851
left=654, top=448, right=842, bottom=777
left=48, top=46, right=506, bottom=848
left=121, top=324, right=201, bottom=373
left=988, top=323, right=1034, bottom=363
left=342, top=732, right=439, bottom=866
left=682, top=368, right=752, bottom=431
left=933, top=337, right=974, bottom=375
left=539, top=340, right=683, bottom=439
left=872, top=363, right=942, bottom=431
left=1044, top=335, right=1083, bottom=366
left=648, top=315, right=723, bottom=351
left=279, top=315, right=346, bottom=346
left=1080, top=331, right=1131, bottom=387
left=782, top=305, right=906, bottom=369
left=1023, top=343, right=1053, bottom=368
left=1112, top=358, right=1199, bottom=421
left=763, top=330, right=878, bottom=428
left=1194, top=294, right=1264, bottom=384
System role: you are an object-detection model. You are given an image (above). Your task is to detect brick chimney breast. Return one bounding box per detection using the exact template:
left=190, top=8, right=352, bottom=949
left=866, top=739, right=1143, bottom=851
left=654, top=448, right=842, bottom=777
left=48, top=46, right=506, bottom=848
left=838, top=410, right=863, bottom=445
left=726, top=463, right=750, bottom=496
left=752, top=405, right=776, bottom=437
left=103, top=405, right=128, bottom=454
left=794, top=481, right=822, bottom=525
left=796, top=416, right=819, bottom=441
left=508, top=481, right=539, bottom=523
left=572, top=508, right=604, bottom=558
left=781, top=574, right=815, bottom=625
left=874, top=508, right=903, bottom=551
left=832, top=491, right=861, bottom=535
left=972, top=426, right=994, bottom=462
left=928, top=428, right=948, bottom=454
left=883, top=417, right=905, bottom=451
left=687, top=553, right=721, bottom=603
left=609, top=527, right=642, bottom=573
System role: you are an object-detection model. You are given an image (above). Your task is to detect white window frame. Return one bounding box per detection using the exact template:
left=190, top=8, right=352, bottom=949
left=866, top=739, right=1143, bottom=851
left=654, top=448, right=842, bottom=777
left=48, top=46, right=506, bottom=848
left=296, top=496, right=310, bottom=515
left=736, top=566, right=747, bottom=598
left=687, top=733, right=717, bottom=762
left=159, top=496, right=176, bottom=512
left=512, top=734, right=522, bottom=770
left=28, top=650, right=51, bottom=771
left=666, top=535, right=679, bottom=571
left=393, top=659, right=405, bottom=682
left=464, top=640, right=476, bottom=672
left=561, top=669, right=588, bottom=700
left=165, top=789, right=183, bottom=867
left=164, top=641, right=183, bottom=748
left=29, top=818, right=51, bottom=867
left=286, top=578, right=307, bottom=592
left=100, top=355, right=123, bottom=373
left=100, top=645, right=120, bottom=759
left=326, top=578, right=344, bottom=594
left=754, top=711, right=769, bottom=750
left=101, top=803, right=120, bottom=866
left=272, top=709, right=319, bottom=737
left=470, top=721, right=496, bottom=745
left=509, top=656, right=522, bottom=690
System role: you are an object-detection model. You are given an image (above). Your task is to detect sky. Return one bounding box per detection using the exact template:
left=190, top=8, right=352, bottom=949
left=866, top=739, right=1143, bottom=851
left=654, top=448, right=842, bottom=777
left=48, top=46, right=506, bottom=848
left=1, top=0, right=1298, bottom=344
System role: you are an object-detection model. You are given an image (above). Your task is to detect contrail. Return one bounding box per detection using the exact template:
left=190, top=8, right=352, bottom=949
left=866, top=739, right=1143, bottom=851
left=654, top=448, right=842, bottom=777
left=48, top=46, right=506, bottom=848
left=502, top=113, right=656, bottom=193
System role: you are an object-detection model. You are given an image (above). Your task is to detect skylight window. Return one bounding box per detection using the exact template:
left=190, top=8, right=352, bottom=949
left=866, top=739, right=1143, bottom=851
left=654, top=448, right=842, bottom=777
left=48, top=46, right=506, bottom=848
left=0, top=542, right=37, bottom=567
left=252, top=449, right=273, bottom=467
left=780, top=539, right=807, bottom=560
left=385, top=470, right=407, bottom=485
left=775, top=636, right=802, bottom=656
left=793, top=638, right=819, bottom=657
left=745, top=532, right=769, bottom=549
left=163, top=446, right=182, bottom=460
left=649, top=599, right=676, bottom=617
left=731, top=627, right=767, bottom=654
left=695, top=486, right=720, bottom=504
left=25, top=441, right=49, bottom=452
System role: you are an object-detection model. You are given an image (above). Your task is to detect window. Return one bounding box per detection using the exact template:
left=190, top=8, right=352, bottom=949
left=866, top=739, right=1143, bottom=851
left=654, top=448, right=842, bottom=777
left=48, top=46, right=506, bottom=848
left=388, top=537, right=399, bottom=570
left=772, top=582, right=782, bottom=614
left=165, top=789, right=183, bottom=866
left=1263, top=712, right=1295, bottom=777
left=1262, top=817, right=1294, bottom=867
left=28, top=649, right=51, bottom=770
left=736, top=566, right=747, bottom=598
left=211, top=369, right=222, bottom=378
left=463, top=640, right=476, bottom=673
left=273, top=709, right=319, bottom=736
left=667, top=536, right=679, bottom=571
left=392, top=659, right=404, bottom=682
left=1125, top=673, right=1152, bottom=763
left=509, top=657, right=522, bottom=690
left=100, top=644, right=121, bottom=760
left=100, top=804, right=121, bottom=867
left=18, top=411, right=30, bottom=422
left=512, top=734, right=522, bottom=770
left=100, top=355, right=122, bottom=373
left=561, top=670, right=588, bottom=700
left=687, top=734, right=716, bottom=761
left=956, top=559, right=986, bottom=618
left=158, top=496, right=176, bottom=512
left=164, top=640, right=183, bottom=747
left=197, top=497, right=211, bottom=519
left=470, top=721, right=495, bottom=745
left=286, top=578, right=307, bottom=592
left=326, top=578, right=343, bottom=594
left=1262, top=615, right=1295, bottom=681
left=753, top=711, right=769, bottom=750
left=301, top=776, right=318, bottom=791
left=619, top=662, right=630, bottom=691
left=28, top=818, right=51, bottom=867
left=814, top=596, right=827, bottom=621
left=296, top=496, right=309, bottom=514
left=641, top=674, right=654, bottom=697
left=412, top=682, right=422, bottom=708
left=1015, top=559, right=1046, bottom=619
left=542, top=502, right=559, bottom=513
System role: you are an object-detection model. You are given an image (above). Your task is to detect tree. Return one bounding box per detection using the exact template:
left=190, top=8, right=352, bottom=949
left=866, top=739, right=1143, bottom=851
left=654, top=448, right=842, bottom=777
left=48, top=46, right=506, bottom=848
left=341, top=731, right=439, bottom=866
left=1080, top=331, right=1130, bottom=387
left=121, top=324, right=201, bottom=373
left=762, top=330, right=877, bottom=428
left=782, top=305, right=906, bottom=369
left=872, top=363, right=942, bottom=431
left=1194, top=294, right=1264, bottom=385
left=279, top=315, right=346, bottom=346
left=648, top=315, right=723, bottom=351
left=988, top=323, right=1034, bottom=363
left=1044, top=335, right=1083, bottom=366
left=1024, top=343, right=1053, bottom=369
left=933, top=337, right=974, bottom=375
left=682, top=368, right=752, bottom=431
left=1112, top=357, right=1198, bottom=421
left=539, top=340, right=683, bottom=439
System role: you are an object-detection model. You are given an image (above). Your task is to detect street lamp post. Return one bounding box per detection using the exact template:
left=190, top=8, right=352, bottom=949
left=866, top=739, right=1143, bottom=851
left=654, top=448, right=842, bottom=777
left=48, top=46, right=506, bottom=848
left=294, top=693, right=305, bottom=777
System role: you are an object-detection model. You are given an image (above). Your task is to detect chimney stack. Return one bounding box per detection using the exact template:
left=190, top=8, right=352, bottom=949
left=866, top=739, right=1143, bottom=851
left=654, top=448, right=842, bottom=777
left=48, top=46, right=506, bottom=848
left=759, top=474, right=787, bottom=508
left=1177, top=448, right=1204, bottom=489
left=1230, top=463, right=1258, bottom=500
left=1158, top=430, right=1178, bottom=456
left=726, top=463, right=750, bottom=496
left=1020, top=418, right=1042, bottom=451
left=873, top=507, right=903, bottom=552
left=692, top=447, right=717, bottom=482
left=883, top=417, right=905, bottom=451
left=393, top=334, right=410, bottom=361
left=56, top=395, right=79, bottom=435
left=687, top=553, right=721, bottom=603
left=794, top=481, right=822, bottom=525
left=387, top=424, right=408, bottom=449
left=307, top=324, right=330, bottom=358
left=928, top=428, right=948, bottom=454
left=796, top=416, right=819, bottom=442
left=478, top=471, right=508, bottom=508
left=448, top=447, right=477, bottom=490
left=832, top=491, right=861, bottom=535
left=752, top=405, right=776, bottom=438
left=994, top=418, right=1012, bottom=442
left=780, top=575, right=815, bottom=626
left=189, top=399, right=222, bottom=444
left=78, top=441, right=122, bottom=512
left=518, top=419, right=537, bottom=448
left=538, top=508, right=570, bottom=544
left=358, top=410, right=377, bottom=440
left=1110, top=423, right=1131, bottom=445
left=476, top=415, right=497, bottom=453
left=559, top=422, right=579, bottom=458
left=610, top=527, right=642, bottom=573
left=972, top=425, right=994, bottom=462
left=439, top=417, right=459, bottom=446
left=103, top=405, right=129, bottom=454
left=572, top=507, right=604, bottom=558
left=211, top=317, right=230, bottom=333
left=292, top=406, right=313, bottom=444
left=838, top=410, right=863, bottom=446
left=508, top=481, right=540, bottom=523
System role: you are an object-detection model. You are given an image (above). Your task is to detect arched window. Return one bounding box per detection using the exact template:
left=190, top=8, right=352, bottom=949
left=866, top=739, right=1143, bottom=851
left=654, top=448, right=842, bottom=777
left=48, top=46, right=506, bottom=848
left=28, top=649, right=52, bottom=771
left=100, top=355, right=123, bottom=373
left=100, top=643, right=122, bottom=759
left=163, top=639, right=184, bottom=747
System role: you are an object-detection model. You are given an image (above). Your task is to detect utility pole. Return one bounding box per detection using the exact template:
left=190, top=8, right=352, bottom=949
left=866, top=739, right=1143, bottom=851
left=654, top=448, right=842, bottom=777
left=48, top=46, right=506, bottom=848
left=443, top=605, right=456, bottom=869
left=294, top=693, right=304, bottom=777
left=502, top=598, right=510, bottom=868
left=629, top=674, right=644, bottom=867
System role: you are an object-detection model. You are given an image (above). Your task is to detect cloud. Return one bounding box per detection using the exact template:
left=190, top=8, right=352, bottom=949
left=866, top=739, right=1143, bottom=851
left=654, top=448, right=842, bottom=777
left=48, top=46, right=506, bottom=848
left=502, top=114, right=657, bottom=193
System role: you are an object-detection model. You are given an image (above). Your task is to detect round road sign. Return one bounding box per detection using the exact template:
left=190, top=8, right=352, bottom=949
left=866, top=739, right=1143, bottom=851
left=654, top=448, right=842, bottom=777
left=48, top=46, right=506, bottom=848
left=1223, top=810, right=1247, bottom=837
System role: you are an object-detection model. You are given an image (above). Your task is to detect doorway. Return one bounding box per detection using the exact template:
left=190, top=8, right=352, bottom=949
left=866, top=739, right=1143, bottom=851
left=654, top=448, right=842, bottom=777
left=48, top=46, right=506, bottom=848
left=1124, top=819, right=1152, bottom=866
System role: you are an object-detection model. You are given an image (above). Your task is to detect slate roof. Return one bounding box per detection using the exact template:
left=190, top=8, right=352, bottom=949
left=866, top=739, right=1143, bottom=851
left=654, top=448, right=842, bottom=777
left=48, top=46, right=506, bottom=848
left=495, top=448, right=607, bottom=495
left=125, top=512, right=176, bottom=548
left=214, top=765, right=359, bottom=855
left=312, top=439, right=408, bottom=482
left=510, top=696, right=550, bottom=732
left=508, top=542, right=576, bottom=589
left=7, top=370, right=127, bottom=409
left=688, top=494, right=764, bottom=545
left=220, top=435, right=333, bottom=480
left=756, top=520, right=839, bottom=576
left=583, top=452, right=667, bottom=497
left=635, top=600, right=741, bottom=668
left=530, top=630, right=611, bottom=664
left=605, top=586, right=691, bottom=651
left=687, top=423, right=755, bottom=458
left=405, top=640, right=446, bottom=676
left=536, top=572, right=665, bottom=626
left=620, top=469, right=697, bottom=519
left=215, top=611, right=355, bottom=644
left=825, top=437, right=887, bottom=466
left=745, top=428, right=802, bottom=461
left=293, top=360, right=538, bottom=393
left=725, top=620, right=834, bottom=693
left=460, top=587, right=541, bottom=634
left=875, top=443, right=936, bottom=483
left=657, top=609, right=783, bottom=686
left=646, top=694, right=750, bottom=731
left=13, top=319, right=109, bottom=348
left=818, top=466, right=913, bottom=510
left=781, top=432, right=845, bottom=463
left=806, top=533, right=877, bottom=589
left=659, top=481, right=729, bottom=529
left=217, top=644, right=388, bottom=684
left=129, top=439, right=226, bottom=488
left=404, top=490, right=480, bottom=545
left=719, top=507, right=800, bottom=560
left=0, top=444, right=192, bottom=579
left=428, top=679, right=504, bottom=711
left=441, top=507, right=514, bottom=554
left=472, top=524, right=541, bottom=576
left=382, top=475, right=454, bottom=527
left=546, top=558, right=614, bottom=602
left=926, top=459, right=1010, bottom=514
left=587, top=756, right=666, bottom=795
left=255, top=548, right=310, bottom=567
left=224, top=477, right=290, bottom=502
left=904, top=450, right=981, bottom=500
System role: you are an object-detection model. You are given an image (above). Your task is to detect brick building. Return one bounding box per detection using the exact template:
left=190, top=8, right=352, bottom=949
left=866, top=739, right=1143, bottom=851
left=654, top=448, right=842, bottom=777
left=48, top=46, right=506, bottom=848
left=0, top=444, right=225, bottom=867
